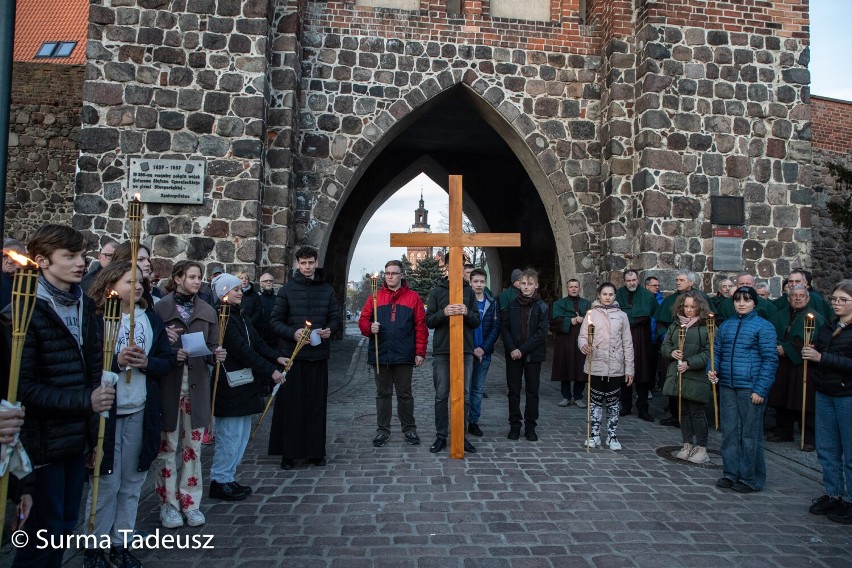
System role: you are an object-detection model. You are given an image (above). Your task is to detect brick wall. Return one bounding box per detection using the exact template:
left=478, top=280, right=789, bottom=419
left=812, top=95, right=852, bottom=155
left=5, top=62, right=84, bottom=240
left=638, top=0, right=809, bottom=40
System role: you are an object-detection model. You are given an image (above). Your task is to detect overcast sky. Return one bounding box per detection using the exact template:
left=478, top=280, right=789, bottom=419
left=347, top=1, right=851, bottom=281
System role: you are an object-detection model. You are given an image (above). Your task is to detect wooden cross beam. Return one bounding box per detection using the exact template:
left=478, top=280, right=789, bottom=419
left=390, top=175, right=521, bottom=458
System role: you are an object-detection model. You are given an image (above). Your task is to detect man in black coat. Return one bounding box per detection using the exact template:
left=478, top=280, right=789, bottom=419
left=268, top=247, right=340, bottom=470
left=2, top=224, right=114, bottom=568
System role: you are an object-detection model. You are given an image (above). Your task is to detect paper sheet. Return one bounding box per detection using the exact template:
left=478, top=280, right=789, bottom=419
left=181, top=332, right=213, bottom=357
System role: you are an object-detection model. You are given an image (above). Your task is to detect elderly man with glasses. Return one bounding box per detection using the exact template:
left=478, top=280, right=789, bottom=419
left=358, top=260, right=428, bottom=448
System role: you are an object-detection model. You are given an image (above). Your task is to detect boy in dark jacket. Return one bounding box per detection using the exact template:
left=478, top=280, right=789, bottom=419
left=359, top=260, right=428, bottom=448
left=467, top=269, right=500, bottom=437
left=425, top=254, right=480, bottom=454
left=502, top=268, right=549, bottom=442
left=3, top=224, right=114, bottom=568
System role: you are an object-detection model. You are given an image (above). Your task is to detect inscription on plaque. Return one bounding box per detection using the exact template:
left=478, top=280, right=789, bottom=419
left=712, top=228, right=744, bottom=271
left=129, top=158, right=205, bottom=204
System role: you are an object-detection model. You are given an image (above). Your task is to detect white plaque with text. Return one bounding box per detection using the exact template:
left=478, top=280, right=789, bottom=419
left=129, top=158, right=205, bottom=204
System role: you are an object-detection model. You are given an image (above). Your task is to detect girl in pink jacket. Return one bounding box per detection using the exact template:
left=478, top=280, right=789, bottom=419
left=579, top=283, right=634, bottom=450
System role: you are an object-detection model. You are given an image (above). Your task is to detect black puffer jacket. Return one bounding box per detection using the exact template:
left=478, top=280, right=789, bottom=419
left=270, top=270, right=341, bottom=361
left=812, top=321, right=852, bottom=397
left=1, top=296, right=102, bottom=466
left=215, top=304, right=282, bottom=417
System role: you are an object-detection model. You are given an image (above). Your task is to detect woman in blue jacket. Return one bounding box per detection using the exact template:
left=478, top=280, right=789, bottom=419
left=708, top=286, right=778, bottom=493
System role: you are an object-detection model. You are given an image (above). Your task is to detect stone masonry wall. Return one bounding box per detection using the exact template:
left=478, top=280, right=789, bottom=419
left=630, top=24, right=812, bottom=294
left=77, top=0, right=272, bottom=279
left=810, top=96, right=852, bottom=289
left=6, top=62, right=84, bottom=240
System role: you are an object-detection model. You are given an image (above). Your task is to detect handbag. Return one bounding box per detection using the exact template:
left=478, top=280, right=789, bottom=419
left=226, top=367, right=254, bottom=387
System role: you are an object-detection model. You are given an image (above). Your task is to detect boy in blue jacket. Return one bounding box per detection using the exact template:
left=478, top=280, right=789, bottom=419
left=467, top=269, right=500, bottom=437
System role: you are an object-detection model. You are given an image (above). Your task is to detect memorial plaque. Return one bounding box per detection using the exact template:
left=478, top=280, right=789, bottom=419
left=710, top=196, right=745, bottom=225
left=712, top=228, right=744, bottom=271
left=129, top=158, right=205, bottom=204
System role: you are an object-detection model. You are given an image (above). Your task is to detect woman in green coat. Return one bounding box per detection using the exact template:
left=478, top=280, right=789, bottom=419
left=662, top=290, right=712, bottom=463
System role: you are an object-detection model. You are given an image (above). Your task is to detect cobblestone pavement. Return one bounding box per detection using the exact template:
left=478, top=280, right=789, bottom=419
left=3, top=322, right=849, bottom=567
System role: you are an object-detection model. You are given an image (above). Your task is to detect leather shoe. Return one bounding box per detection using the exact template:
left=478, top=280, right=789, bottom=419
left=716, top=477, right=734, bottom=489
left=429, top=437, right=446, bottom=453
left=463, top=438, right=477, bottom=453
left=468, top=423, right=483, bottom=437
left=732, top=481, right=757, bottom=493
left=209, top=480, right=248, bottom=501
left=525, top=428, right=538, bottom=442
left=638, top=412, right=654, bottom=422
left=231, top=481, right=252, bottom=496
left=373, top=433, right=389, bottom=447
left=280, top=458, right=294, bottom=470
left=310, top=457, right=327, bottom=467
left=507, top=425, right=521, bottom=440
left=404, top=431, right=421, bottom=445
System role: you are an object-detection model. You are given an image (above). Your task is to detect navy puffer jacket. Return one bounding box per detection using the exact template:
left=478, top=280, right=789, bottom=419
left=709, top=309, right=778, bottom=398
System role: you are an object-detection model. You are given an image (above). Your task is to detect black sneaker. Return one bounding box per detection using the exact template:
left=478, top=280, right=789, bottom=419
left=429, top=437, right=446, bottom=453
left=716, top=477, right=734, bottom=489
left=463, top=438, right=477, bottom=453
left=404, top=431, right=421, bottom=445
left=109, top=546, right=142, bottom=568
left=810, top=495, right=844, bottom=516
left=468, top=423, right=483, bottom=437
left=84, top=549, right=109, bottom=568
left=524, top=428, right=538, bottom=442
left=372, top=433, right=389, bottom=447
left=732, top=481, right=757, bottom=494
left=507, top=425, right=521, bottom=440
left=828, top=502, right=852, bottom=524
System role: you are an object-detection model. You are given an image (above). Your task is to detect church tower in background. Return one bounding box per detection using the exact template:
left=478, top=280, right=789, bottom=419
left=406, top=191, right=432, bottom=268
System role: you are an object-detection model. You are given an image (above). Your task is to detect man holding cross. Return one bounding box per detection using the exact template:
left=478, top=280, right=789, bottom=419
left=425, top=252, right=480, bottom=453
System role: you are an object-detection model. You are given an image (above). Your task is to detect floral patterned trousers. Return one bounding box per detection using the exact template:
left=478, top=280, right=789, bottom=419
left=155, top=388, right=203, bottom=512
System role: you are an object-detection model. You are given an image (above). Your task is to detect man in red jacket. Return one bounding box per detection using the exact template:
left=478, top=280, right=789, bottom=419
left=359, top=260, right=428, bottom=448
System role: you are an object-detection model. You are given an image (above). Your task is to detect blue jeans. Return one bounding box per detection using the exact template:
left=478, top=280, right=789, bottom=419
left=815, top=391, right=852, bottom=498
left=720, top=386, right=767, bottom=490
left=468, top=355, right=491, bottom=424
left=433, top=354, right=472, bottom=439
left=210, top=415, right=252, bottom=484
left=13, top=456, right=86, bottom=568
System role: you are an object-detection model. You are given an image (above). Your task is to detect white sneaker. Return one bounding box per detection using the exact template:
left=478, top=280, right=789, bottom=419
left=184, top=508, right=206, bottom=527
left=584, top=436, right=601, bottom=448
left=575, top=399, right=587, bottom=408
left=688, top=445, right=709, bottom=464
left=160, top=504, right=183, bottom=529
left=607, top=436, right=622, bottom=451
left=558, top=398, right=570, bottom=407
left=674, top=443, right=693, bottom=460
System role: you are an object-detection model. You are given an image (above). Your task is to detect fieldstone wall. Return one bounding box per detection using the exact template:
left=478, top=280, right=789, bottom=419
left=72, top=0, right=817, bottom=294
left=810, top=96, right=852, bottom=290
left=77, top=0, right=274, bottom=279
left=5, top=62, right=84, bottom=240
left=630, top=25, right=812, bottom=293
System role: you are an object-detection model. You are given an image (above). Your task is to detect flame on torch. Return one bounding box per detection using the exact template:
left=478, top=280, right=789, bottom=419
left=4, top=250, right=38, bottom=268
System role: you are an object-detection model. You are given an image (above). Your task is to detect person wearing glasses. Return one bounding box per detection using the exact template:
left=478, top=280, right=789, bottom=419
left=802, top=280, right=852, bottom=524
left=80, top=238, right=118, bottom=294
left=254, top=273, right=279, bottom=392
left=359, top=260, right=427, bottom=448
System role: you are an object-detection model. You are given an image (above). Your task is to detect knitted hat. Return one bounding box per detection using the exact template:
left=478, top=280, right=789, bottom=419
left=733, top=286, right=759, bottom=304
left=211, top=273, right=241, bottom=302
left=510, top=269, right=523, bottom=283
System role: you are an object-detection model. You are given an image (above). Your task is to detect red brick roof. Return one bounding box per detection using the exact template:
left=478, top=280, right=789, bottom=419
left=14, top=0, right=88, bottom=65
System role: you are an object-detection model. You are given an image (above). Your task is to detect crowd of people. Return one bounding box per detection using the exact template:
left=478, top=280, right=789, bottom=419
left=1, top=224, right=851, bottom=568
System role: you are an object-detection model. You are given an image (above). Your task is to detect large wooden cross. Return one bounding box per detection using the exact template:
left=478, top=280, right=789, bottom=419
left=390, top=175, right=521, bottom=458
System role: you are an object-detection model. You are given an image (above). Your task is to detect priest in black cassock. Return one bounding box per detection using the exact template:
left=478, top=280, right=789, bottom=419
left=616, top=269, right=659, bottom=421
left=268, top=246, right=340, bottom=470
